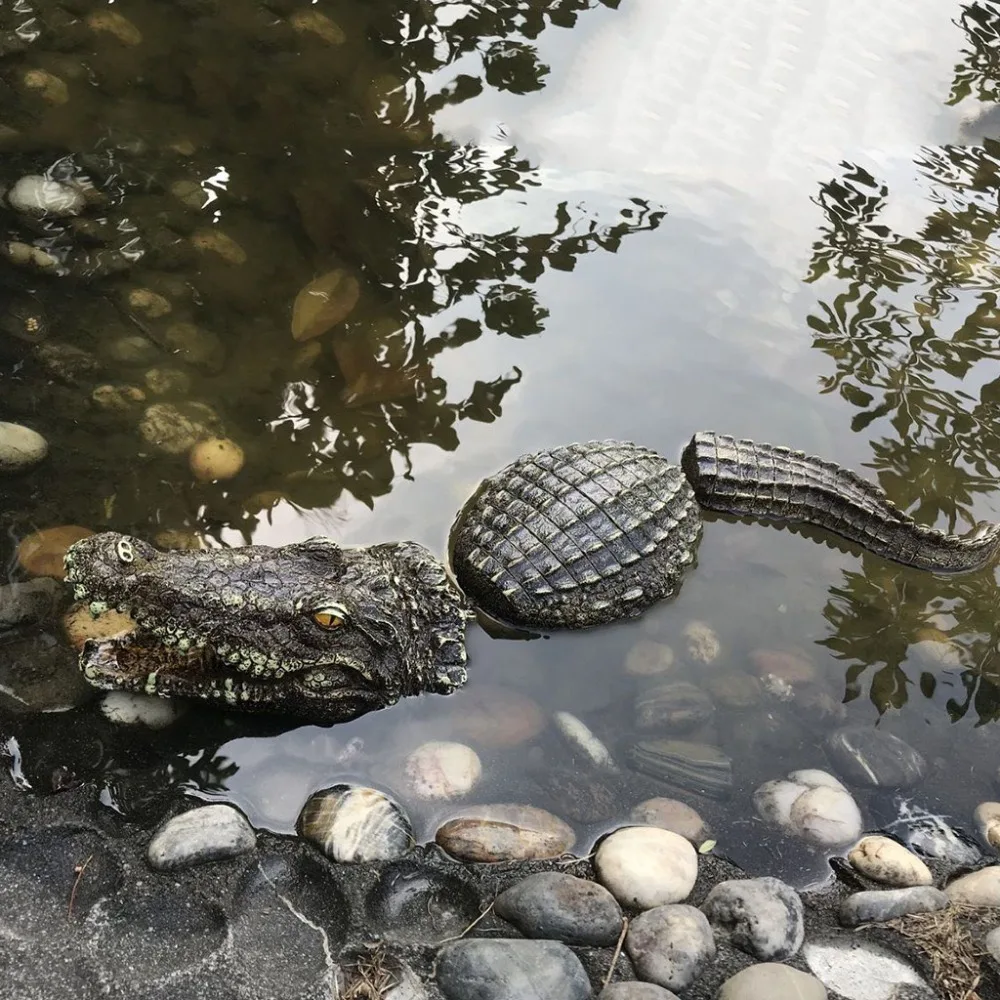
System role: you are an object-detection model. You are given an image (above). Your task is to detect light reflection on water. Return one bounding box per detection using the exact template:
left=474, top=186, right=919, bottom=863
left=2, top=0, right=1000, bottom=884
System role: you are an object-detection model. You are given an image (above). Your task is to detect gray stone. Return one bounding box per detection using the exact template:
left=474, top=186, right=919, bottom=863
left=839, top=887, right=948, bottom=927
left=0, top=578, right=64, bottom=630
left=718, top=963, right=827, bottom=1000
left=436, top=939, right=591, bottom=1000
left=625, top=904, right=716, bottom=992
left=825, top=727, right=926, bottom=788
left=495, top=871, right=623, bottom=946
left=0, top=421, right=48, bottom=472
left=985, top=926, right=1000, bottom=964
left=599, top=986, right=679, bottom=1000
left=701, top=876, right=804, bottom=960
left=147, top=804, right=256, bottom=871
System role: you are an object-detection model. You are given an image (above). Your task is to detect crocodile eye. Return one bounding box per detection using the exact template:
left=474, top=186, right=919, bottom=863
left=312, top=604, right=348, bottom=629
left=116, top=539, right=135, bottom=564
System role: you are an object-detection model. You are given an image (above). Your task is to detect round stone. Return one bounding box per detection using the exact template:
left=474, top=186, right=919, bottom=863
left=750, top=649, right=817, bottom=684
left=436, top=939, right=590, bottom=1000
left=189, top=437, right=244, bottom=481
left=0, top=422, right=48, bottom=472
left=147, top=804, right=255, bottom=871
left=435, top=804, right=574, bottom=862
left=625, top=904, right=716, bottom=992
left=634, top=680, right=714, bottom=732
left=839, top=887, right=948, bottom=927
left=847, top=836, right=932, bottom=887
left=754, top=778, right=810, bottom=831
left=985, top=926, right=1000, bottom=964
left=701, top=877, right=804, bottom=960
left=101, top=692, right=184, bottom=728
left=945, top=866, right=1000, bottom=906
left=139, top=402, right=224, bottom=455
left=297, top=785, right=413, bottom=863
left=974, top=801, right=1000, bottom=850
left=447, top=685, right=545, bottom=747
left=495, top=872, right=623, bottom=947
left=789, top=785, right=863, bottom=847
left=17, top=525, right=93, bottom=579
left=629, top=798, right=707, bottom=844
left=705, top=670, right=761, bottom=708
left=718, top=963, right=827, bottom=1000
left=595, top=827, right=698, bottom=909
left=825, top=727, right=926, bottom=788
left=682, top=621, right=720, bottom=663
left=624, top=640, right=676, bottom=676
left=599, top=987, right=680, bottom=1000
left=7, top=175, right=85, bottom=217
left=403, top=741, right=481, bottom=800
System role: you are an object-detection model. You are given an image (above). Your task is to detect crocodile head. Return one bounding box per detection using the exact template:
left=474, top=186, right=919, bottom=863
left=63, top=532, right=470, bottom=724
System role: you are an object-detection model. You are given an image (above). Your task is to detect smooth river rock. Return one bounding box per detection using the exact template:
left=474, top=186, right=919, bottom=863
left=403, top=740, right=481, bottom=800
left=634, top=680, right=714, bottom=732
left=985, top=926, right=1000, bottom=964
left=825, top=727, right=926, bottom=788
left=436, top=939, right=591, bottom=1000
left=974, top=801, right=1000, bottom=850
left=298, top=785, right=413, bottom=862
left=595, top=826, right=698, bottom=909
left=629, top=797, right=707, bottom=843
left=495, top=872, right=622, bottom=946
left=847, top=836, right=932, bottom=887
left=147, top=804, right=256, bottom=871
left=945, top=865, right=1000, bottom=906
left=626, top=904, right=716, bottom=992
left=599, top=986, right=680, bottom=1000
left=435, top=804, right=574, bottom=862
left=0, top=422, right=48, bottom=472
left=701, top=877, right=804, bottom=960
left=839, top=886, right=948, bottom=927
left=754, top=771, right=862, bottom=847
left=627, top=738, right=733, bottom=799
left=718, top=963, right=827, bottom=1000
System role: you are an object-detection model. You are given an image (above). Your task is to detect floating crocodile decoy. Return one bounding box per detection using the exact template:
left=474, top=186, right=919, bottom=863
left=63, top=432, right=1000, bottom=724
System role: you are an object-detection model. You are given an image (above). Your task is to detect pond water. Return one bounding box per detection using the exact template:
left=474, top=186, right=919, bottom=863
left=3, top=0, right=1000, bottom=887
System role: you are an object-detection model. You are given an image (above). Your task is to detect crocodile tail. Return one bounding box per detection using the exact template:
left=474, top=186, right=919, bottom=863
left=681, top=431, right=1000, bottom=574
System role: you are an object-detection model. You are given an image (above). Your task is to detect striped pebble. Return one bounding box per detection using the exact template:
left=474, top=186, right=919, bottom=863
left=297, top=784, right=413, bottom=862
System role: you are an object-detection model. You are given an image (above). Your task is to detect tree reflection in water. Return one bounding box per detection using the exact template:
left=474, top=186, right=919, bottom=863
left=805, top=2, right=1000, bottom=721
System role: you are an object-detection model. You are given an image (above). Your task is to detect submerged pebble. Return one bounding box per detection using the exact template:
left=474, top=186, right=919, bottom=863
left=595, top=826, right=697, bottom=909
left=847, top=836, right=932, bottom=887
left=0, top=422, right=48, bottom=473
left=682, top=621, right=720, bottom=663
left=552, top=711, right=616, bottom=769
left=403, top=740, right=481, bottom=800
left=100, top=691, right=184, bottom=728
left=139, top=402, right=223, bottom=455
left=189, top=437, right=244, bottom=481
left=754, top=771, right=861, bottom=847
left=7, top=175, right=85, bottom=217
left=628, top=738, right=733, bottom=799
left=629, top=797, right=707, bottom=844
left=825, top=727, right=926, bottom=789
left=435, top=804, right=574, bottom=862
left=298, top=785, right=412, bottom=863
left=18, top=525, right=93, bottom=579
left=0, top=578, right=64, bottom=631
left=624, top=639, right=675, bottom=677
left=147, top=804, right=255, bottom=871
left=635, top=680, right=714, bottom=732
left=448, top=685, right=545, bottom=747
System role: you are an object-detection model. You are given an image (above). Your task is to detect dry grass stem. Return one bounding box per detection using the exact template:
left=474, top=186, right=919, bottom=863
left=601, top=917, right=629, bottom=990
left=67, top=854, right=94, bottom=919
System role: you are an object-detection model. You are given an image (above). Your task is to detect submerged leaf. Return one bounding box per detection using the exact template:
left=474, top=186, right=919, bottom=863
left=291, top=270, right=360, bottom=341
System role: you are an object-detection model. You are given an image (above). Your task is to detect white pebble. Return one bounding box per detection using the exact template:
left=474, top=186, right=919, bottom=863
left=403, top=741, right=482, bottom=800
left=552, top=711, right=616, bottom=769
left=100, top=691, right=183, bottom=728
left=0, top=422, right=48, bottom=473
left=7, top=175, right=85, bottom=217
left=975, top=802, right=1000, bottom=850
left=753, top=779, right=808, bottom=831
left=790, top=786, right=862, bottom=848
left=595, top=826, right=698, bottom=909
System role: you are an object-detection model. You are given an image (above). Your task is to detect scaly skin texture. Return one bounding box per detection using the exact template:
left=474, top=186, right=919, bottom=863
left=63, top=432, right=1000, bottom=722
left=63, top=534, right=469, bottom=724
